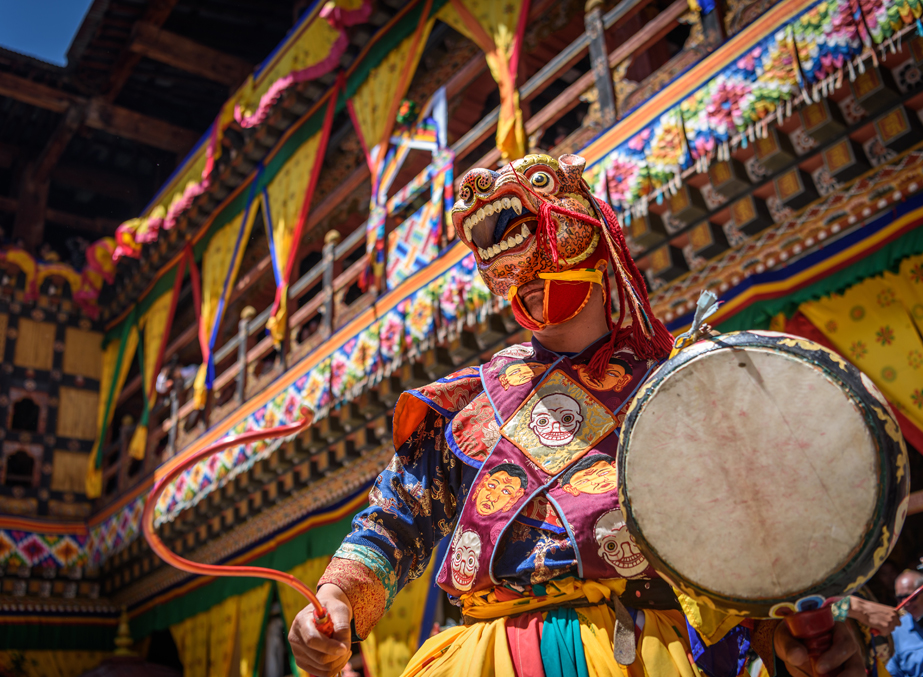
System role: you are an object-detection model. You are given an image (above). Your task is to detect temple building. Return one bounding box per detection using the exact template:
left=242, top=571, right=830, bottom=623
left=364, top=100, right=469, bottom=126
left=1, top=0, right=923, bottom=675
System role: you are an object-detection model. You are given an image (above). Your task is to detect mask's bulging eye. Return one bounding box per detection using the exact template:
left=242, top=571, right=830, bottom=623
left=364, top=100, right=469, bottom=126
left=530, top=171, right=554, bottom=193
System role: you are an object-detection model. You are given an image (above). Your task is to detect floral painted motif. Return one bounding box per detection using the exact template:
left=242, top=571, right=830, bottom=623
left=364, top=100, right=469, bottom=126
left=849, top=341, right=869, bottom=360
left=877, top=325, right=896, bottom=346
left=877, top=288, right=897, bottom=307
left=590, top=0, right=913, bottom=210
left=909, top=350, right=923, bottom=369
left=912, top=389, right=923, bottom=409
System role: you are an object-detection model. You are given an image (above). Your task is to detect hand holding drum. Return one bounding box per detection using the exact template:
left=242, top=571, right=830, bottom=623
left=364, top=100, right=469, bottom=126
left=617, top=330, right=910, bottom=677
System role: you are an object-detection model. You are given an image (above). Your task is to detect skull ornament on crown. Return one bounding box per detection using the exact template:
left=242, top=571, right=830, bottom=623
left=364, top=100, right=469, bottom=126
left=451, top=529, right=482, bottom=591
left=528, top=393, right=584, bottom=447
left=595, top=509, right=649, bottom=578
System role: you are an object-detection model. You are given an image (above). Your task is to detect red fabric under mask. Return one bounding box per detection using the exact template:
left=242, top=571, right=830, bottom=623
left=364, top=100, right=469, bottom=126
left=509, top=246, right=609, bottom=331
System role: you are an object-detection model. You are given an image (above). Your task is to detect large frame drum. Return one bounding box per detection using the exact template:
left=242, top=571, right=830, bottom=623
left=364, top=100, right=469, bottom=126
left=617, top=330, right=910, bottom=619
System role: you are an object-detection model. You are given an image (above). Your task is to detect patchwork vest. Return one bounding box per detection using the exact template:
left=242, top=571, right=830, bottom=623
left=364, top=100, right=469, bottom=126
left=435, top=342, right=658, bottom=596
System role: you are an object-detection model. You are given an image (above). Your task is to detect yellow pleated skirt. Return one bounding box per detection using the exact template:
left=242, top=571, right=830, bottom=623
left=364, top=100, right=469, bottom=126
left=400, top=579, right=704, bottom=677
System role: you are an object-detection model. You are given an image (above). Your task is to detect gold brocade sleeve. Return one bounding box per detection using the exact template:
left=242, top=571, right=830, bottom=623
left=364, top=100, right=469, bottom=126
left=319, top=557, right=389, bottom=640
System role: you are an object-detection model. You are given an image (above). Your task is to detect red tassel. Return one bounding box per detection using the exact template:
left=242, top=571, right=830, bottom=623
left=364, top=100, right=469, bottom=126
left=595, top=201, right=673, bottom=362
left=507, top=164, right=673, bottom=367
left=538, top=201, right=560, bottom=268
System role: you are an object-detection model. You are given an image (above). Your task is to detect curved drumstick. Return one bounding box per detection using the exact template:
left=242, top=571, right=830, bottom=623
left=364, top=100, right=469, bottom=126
left=141, top=409, right=335, bottom=636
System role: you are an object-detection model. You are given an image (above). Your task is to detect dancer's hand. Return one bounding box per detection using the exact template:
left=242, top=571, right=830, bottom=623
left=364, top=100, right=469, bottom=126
left=774, top=620, right=865, bottom=677
left=848, top=597, right=901, bottom=635
left=289, top=584, right=353, bottom=677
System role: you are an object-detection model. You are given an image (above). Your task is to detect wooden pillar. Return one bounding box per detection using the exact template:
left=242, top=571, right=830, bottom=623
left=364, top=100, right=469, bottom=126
left=12, top=168, right=49, bottom=253
left=14, top=104, right=86, bottom=252
left=585, top=0, right=617, bottom=127
left=237, top=305, right=255, bottom=404
left=322, top=230, right=340, bottom=336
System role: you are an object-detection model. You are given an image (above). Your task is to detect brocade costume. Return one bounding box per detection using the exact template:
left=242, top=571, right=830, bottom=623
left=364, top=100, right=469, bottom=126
left=317, top=154, right=765, bottom=676
left=318, top=337, right=760, bottom=677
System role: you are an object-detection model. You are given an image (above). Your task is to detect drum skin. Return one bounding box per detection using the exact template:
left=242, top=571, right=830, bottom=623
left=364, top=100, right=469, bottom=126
left=617, top=330, right=910, bottom=619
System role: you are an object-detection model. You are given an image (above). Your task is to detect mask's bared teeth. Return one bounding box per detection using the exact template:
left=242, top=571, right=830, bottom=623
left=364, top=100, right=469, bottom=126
left=511, top=197, right=522, bottom=215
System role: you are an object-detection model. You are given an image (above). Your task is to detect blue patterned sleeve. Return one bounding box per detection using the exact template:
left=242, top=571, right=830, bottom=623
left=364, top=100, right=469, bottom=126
left=329, top=408, right=477, bottom=611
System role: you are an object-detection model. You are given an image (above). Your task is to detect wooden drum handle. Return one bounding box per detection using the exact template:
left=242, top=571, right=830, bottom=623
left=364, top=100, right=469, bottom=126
left=784, top=607, right=841, bottom=677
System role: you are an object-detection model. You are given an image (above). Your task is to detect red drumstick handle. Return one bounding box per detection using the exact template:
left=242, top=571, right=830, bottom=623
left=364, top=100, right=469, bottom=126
left=142, top=410, right=337, bottom=639
left=313, top=607, right=335, bottom=636
left=785, top=607, right=840, bottom=677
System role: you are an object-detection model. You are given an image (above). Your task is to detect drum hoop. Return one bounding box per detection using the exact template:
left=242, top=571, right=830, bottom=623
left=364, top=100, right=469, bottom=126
left=616, top=331, right=907, bottom=614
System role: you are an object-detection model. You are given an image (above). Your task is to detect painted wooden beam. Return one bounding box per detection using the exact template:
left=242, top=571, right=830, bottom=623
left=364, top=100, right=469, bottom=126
left=0, top=196, right=122, bottom=233
left=0, top=71, right=197, bottom=153
left=104, top=0, right=181, bottom=101
left=129, top=21, right=252, bottom=87
left=85, top=98, right=198, bottom=153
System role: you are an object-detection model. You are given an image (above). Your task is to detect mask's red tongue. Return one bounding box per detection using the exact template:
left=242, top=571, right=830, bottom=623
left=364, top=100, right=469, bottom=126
left=510, top=246, right=608, bottom=331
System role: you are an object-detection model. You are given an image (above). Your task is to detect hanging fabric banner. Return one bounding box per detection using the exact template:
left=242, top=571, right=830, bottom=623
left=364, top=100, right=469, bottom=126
left=193, top=181, right=262, bottom=409
left=86, top=310, right=139, bottom=498
left=350, top=2, right=435, bottom=289
left=208, top=596, right=240, bottom=677
left=126, top=249, right=190, bottom=460
left=437, top=0, right=530, bottom=161
left=347, top=3, right=434, bottom=172
left=170, top=609, right=210, bottom=677
left=263, top=77, right=341, bottom=346
left=238, top=583, right=272, bottom=677
left=277, top=556, right=332, bottom=677
left=362, top=558, right=438, bottom=677
left=799, top=252, right=923, bottom=435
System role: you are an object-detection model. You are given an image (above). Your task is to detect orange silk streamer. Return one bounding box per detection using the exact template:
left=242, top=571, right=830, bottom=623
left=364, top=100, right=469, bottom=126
left=142, top=409, right=334, bottom=635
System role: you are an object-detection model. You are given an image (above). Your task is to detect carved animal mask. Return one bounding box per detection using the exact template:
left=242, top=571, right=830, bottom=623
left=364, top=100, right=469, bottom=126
left=452, top=153, right=602, bottom=302
left=452, top=154, right=675, bottom=365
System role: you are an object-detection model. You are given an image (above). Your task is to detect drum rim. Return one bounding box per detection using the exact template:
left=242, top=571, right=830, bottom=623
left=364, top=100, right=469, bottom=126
left=616, top=330, right=908, bottom=616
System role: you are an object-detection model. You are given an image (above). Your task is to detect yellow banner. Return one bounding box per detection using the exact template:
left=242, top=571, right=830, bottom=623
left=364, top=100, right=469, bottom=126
left=193, top=206, right=260, bottom=409
left=239, top=583, right=272, bottom=677
left=127, top=290, right=175, bottom=460
left=277, top=556, right=332, bottom=677
left=800, top=253, right=923, bottom=432
left=363, top=559, right=437, bottom=677
left=263, top=131, right=323, bottom=345
left=350, top=18, right=435, bottom=159
left=208, top=596, right=240, bottom=677
left=437, top=0, right=527, bottom=160
left=86, top=326, right=139, bottom=497
left=171, top=608, right=211, bottom=677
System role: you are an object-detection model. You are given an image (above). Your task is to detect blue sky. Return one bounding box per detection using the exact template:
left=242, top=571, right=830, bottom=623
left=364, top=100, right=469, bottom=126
left=0, top=0, right=95, bottom=66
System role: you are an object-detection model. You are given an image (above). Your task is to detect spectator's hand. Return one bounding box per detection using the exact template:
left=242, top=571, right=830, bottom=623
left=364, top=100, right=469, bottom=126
left=289, top=584, right=352, bottom=677
left=848, top=597, right=901, bottom=635
left=775, top=620, right=865, bottom=677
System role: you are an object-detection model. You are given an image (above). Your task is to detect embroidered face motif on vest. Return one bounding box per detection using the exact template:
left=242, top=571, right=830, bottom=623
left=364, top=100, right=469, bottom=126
left=451, top=529, right=482, bottom=591
left=595, top=509, right=650, bottom=578
left=528, top=393, right=584, bottom=447
left=473, top=462, right=528, bottom=516
left=502, top=370, right=616, bottom=475
left=499, top=360, right=548, bottom=390
left=559, top=454, right=619, bottom=497
left=574, top=357, right=633, bottom=392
